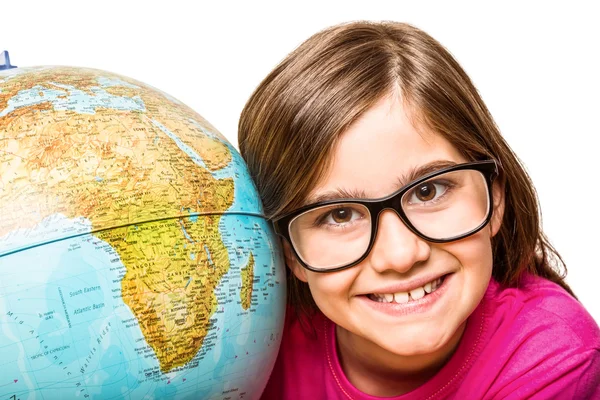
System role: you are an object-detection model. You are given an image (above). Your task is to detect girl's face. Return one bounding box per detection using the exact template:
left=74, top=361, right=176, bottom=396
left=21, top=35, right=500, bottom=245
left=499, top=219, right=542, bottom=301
left=286, top=94, right=504, bottom=363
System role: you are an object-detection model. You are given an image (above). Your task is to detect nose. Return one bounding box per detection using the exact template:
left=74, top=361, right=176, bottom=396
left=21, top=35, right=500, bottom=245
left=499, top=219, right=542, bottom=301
left=367, top=209, right=431, bottom=274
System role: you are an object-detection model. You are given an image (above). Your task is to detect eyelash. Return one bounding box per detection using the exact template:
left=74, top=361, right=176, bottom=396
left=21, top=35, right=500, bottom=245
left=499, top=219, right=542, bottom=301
left=313, top=207, right=365, bottom=228
left=405, top=179, right=456, bottom=206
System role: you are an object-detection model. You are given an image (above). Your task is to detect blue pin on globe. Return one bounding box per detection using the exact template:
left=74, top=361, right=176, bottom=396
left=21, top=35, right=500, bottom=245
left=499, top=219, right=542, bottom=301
left=0, top=53, right=285, bottom=399
left=0, top=50, right=17, bottom=70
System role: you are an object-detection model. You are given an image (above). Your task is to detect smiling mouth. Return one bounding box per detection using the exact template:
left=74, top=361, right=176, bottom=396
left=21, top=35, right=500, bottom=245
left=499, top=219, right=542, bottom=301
left=366, top=275, right=447, bottom=304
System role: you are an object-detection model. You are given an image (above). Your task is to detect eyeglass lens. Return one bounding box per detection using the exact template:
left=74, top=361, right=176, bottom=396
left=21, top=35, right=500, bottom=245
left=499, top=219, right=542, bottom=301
left=288, top=169, right=490, bottom=270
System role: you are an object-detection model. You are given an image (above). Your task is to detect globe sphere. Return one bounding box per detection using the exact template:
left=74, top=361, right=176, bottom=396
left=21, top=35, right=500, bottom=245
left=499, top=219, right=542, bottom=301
left=0, top=66, right=285, bottom=399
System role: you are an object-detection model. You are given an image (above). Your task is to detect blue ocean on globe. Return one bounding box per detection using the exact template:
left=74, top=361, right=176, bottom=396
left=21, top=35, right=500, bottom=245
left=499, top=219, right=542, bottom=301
left=0, top=65, right=286, bottom=399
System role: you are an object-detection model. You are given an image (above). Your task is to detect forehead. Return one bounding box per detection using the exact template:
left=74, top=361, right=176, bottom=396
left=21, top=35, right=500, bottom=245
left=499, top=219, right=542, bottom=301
left=308, top=94, right=466, bottom=201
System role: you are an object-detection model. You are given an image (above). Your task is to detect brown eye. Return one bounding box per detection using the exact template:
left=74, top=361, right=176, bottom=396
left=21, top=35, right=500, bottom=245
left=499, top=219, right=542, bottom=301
left=331, top=207, right=352, bottom=223
left=415, top=183, right=436, bottom=201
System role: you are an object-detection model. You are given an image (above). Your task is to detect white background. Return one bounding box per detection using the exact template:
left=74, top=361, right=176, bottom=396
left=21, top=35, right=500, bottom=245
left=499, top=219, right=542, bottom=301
left=3, top=1, right=599, bottom=322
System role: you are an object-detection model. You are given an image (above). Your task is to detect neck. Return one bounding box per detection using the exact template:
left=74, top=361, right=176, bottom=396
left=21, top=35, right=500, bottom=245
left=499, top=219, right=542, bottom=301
left=335, top=322, right=466, bottom=397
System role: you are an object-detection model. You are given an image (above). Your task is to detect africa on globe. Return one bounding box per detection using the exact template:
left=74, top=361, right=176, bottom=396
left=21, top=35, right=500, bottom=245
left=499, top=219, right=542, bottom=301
left=0, top=54, right=285, bottom=399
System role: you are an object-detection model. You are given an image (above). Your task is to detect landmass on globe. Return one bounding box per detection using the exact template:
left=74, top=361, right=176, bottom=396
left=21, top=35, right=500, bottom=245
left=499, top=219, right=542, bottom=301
left=0, top=63, right=285, bottom=399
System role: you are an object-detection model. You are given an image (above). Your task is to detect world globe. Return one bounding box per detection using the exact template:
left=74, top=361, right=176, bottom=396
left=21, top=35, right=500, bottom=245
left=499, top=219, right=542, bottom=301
left=0, top=62, right=285, bottom=399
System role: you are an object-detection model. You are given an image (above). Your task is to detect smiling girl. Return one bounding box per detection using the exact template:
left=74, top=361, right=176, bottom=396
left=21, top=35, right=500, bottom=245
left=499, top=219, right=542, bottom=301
left=239, top=21, right=600, bottom=399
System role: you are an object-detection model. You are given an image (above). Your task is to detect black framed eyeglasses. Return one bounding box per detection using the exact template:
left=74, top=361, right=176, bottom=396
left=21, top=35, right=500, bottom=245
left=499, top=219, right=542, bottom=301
left=273, top=160, right=498, bottom=272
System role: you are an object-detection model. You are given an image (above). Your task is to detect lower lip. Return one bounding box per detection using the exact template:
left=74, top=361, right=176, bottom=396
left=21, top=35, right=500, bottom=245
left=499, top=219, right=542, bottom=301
left=357, top=274, right=453, bottom=317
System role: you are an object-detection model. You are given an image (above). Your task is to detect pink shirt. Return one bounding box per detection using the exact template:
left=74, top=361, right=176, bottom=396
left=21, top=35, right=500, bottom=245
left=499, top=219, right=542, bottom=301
left=261, top=274, right=600, bottom=399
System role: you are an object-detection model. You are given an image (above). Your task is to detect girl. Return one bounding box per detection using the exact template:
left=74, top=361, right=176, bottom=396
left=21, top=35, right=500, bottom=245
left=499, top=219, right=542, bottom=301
left=238, top=21, right=600, bottom=399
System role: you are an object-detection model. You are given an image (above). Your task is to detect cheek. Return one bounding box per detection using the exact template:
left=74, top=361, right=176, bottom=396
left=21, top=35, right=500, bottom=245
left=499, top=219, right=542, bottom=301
left=439, top=230, right=494, bottom=320
left=306, top=269, right=358, bottom=307
left=443, top=228, right=494, bottom=276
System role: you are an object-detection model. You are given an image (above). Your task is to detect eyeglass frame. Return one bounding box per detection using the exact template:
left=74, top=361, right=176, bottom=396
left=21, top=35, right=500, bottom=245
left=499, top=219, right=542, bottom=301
left=272, top=160, right=499, bottom=273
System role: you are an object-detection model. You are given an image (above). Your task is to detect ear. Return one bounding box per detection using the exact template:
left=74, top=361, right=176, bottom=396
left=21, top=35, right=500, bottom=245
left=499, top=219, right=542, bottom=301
left=489, top=181, right=505, bottom=237
left=282, top=240, right=308, bottom=282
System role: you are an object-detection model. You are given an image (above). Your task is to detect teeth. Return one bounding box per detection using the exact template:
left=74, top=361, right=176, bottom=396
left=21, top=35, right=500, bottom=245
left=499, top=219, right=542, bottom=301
left=369, top=294, right=383, bottom=302
left=393, top=292, right=409, bottom=304
left=368, top=275, right=445, bottom=304
left=409, top=286, right=425, bottom=300
left=423, top=282, right=432, bottom=294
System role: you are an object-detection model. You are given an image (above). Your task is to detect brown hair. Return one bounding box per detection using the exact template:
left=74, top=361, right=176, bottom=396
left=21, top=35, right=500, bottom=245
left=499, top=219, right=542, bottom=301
left=238, top=21, right=574, bottom=316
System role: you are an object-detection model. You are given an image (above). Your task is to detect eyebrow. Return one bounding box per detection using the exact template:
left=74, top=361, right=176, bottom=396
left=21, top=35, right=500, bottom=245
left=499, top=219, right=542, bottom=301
left=303, top=160, right=459, bottom=206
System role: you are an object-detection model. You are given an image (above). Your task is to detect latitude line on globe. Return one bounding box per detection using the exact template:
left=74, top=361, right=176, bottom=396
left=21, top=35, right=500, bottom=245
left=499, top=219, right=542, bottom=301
left=0, top=211, right=267, bottom=258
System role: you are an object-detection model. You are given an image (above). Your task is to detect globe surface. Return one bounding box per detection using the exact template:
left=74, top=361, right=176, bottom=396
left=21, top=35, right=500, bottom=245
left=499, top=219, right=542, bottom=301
left=0, top=66, right=285, bottom=399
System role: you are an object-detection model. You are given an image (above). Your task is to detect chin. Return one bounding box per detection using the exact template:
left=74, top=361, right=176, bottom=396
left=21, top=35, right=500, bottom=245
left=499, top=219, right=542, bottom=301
left=383, top=321, right=463, bottom=357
